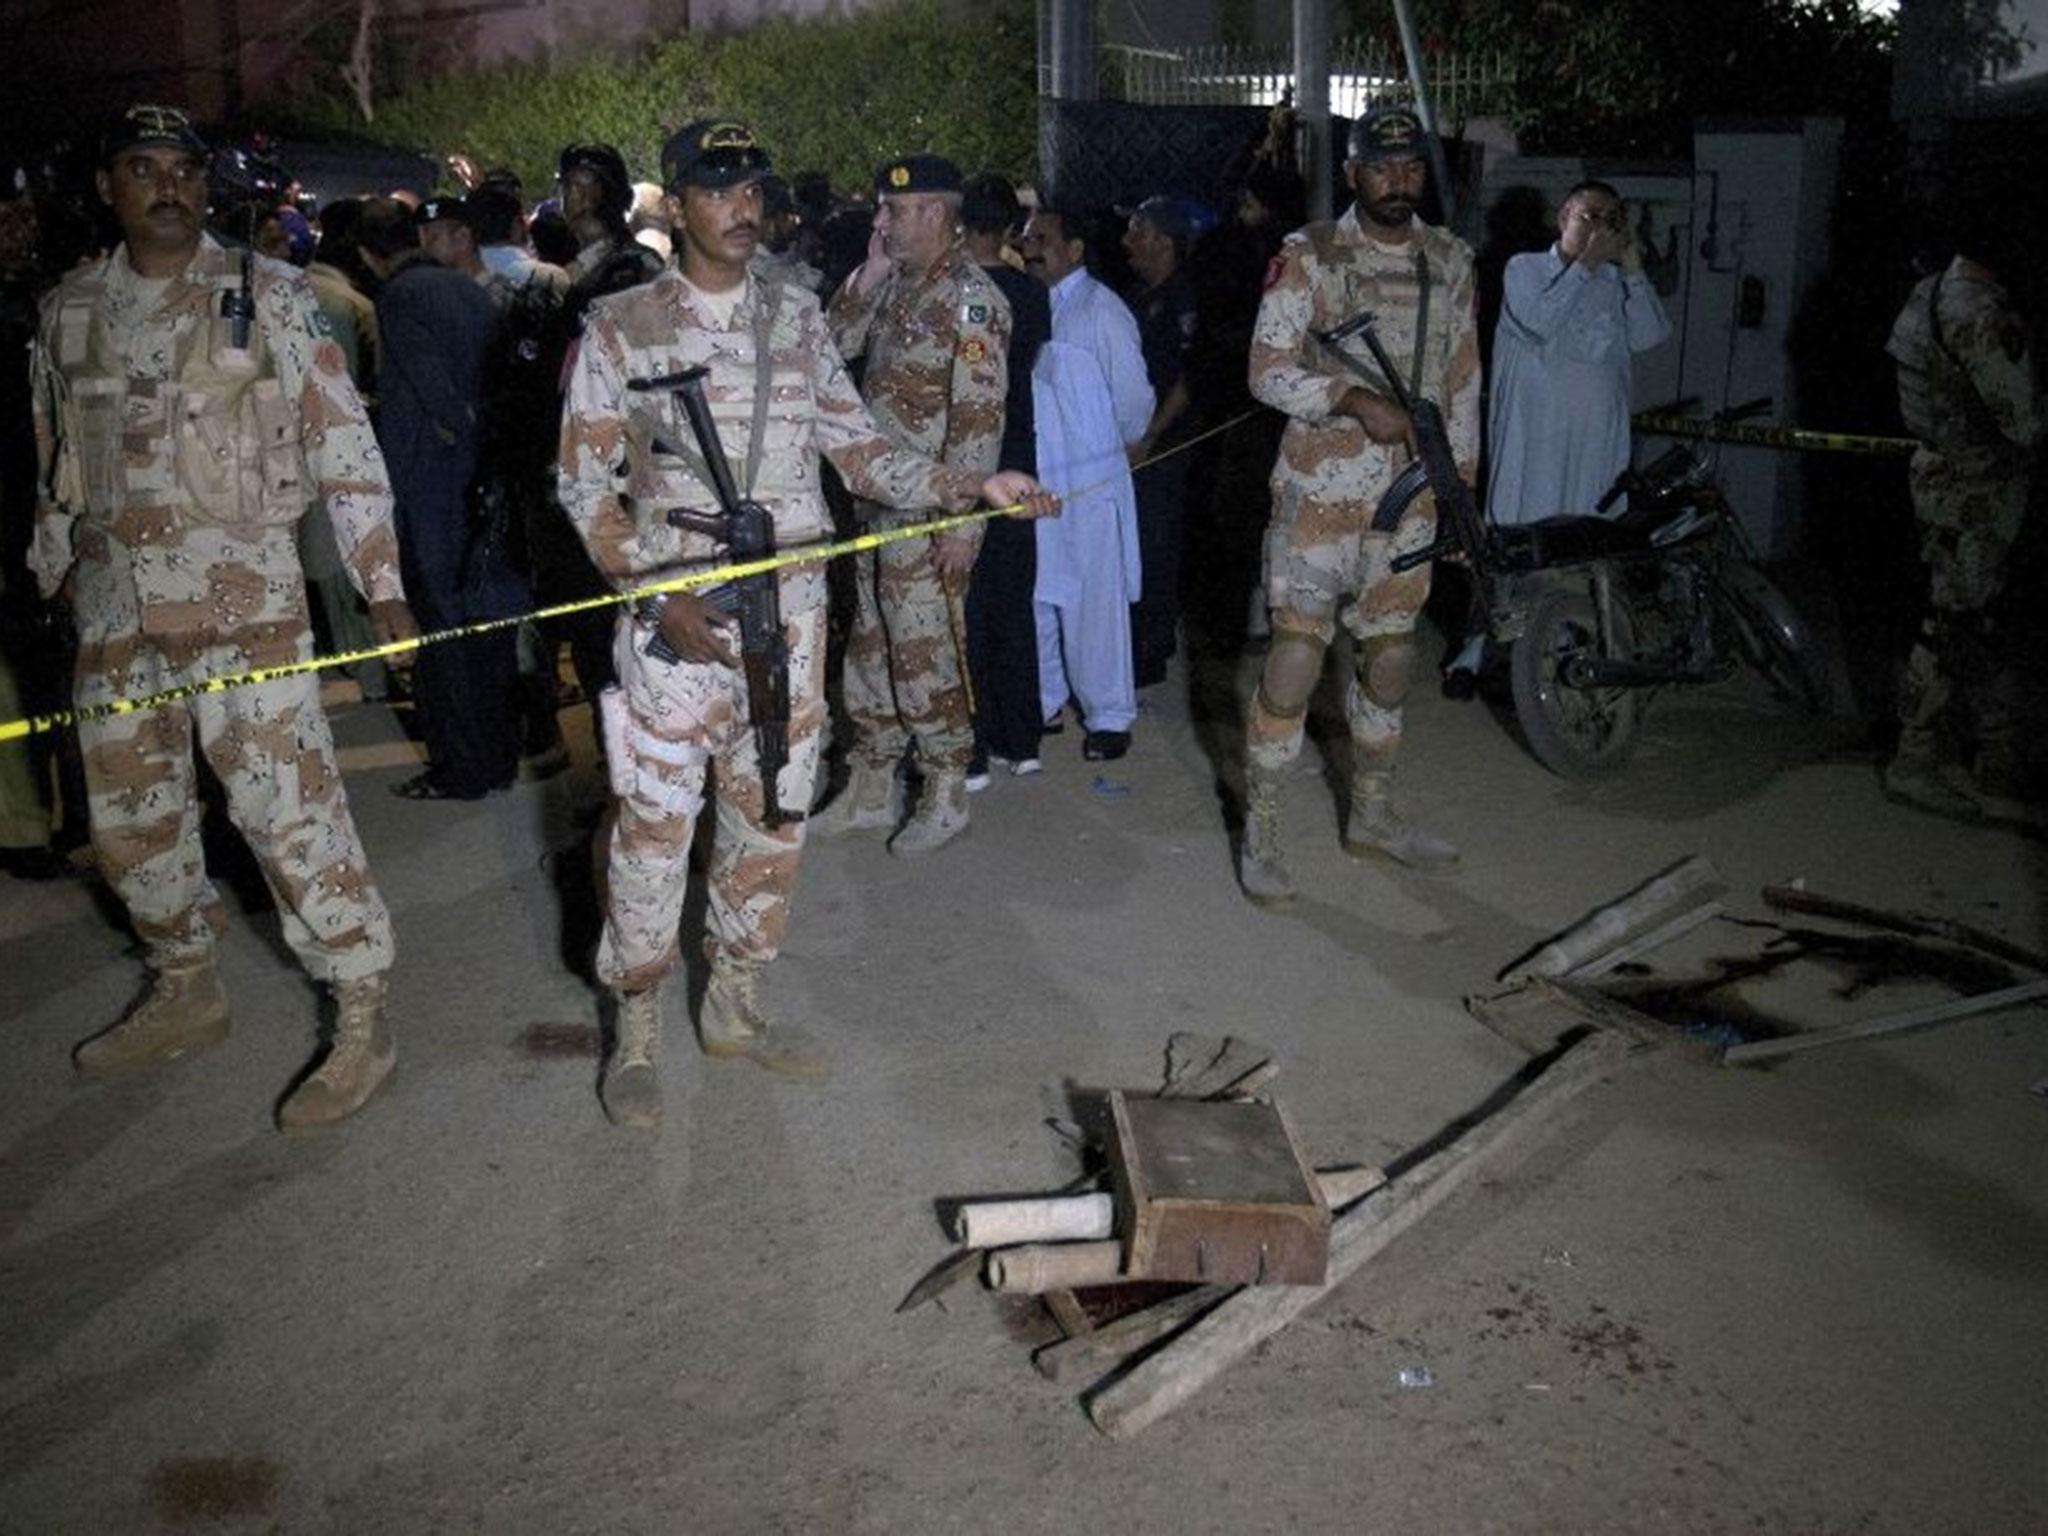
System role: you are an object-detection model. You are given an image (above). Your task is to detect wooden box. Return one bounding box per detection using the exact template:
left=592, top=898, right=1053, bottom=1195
left=1106, top=1092, right=1330, bottom=1286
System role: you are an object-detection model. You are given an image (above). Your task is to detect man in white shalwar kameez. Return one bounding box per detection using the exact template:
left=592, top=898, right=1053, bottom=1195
left=1021, top=206, right=1153, bottom=759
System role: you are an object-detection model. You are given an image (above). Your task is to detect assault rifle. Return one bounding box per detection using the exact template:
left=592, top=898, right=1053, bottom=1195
left=1313, top=309, right=1486, bottom=581
left=624, top=366, right=803, bottom=827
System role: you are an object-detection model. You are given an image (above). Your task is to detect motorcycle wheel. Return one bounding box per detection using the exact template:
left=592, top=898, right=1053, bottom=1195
left=1510, top=590, right=1641, bottom=778
left=1720, top=561, right=1826, bottom=713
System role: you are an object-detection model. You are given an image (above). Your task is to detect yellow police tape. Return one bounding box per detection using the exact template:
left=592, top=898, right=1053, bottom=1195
left=0, top=408, right=1267, bottom=746
left=1632, top=412, right=1916, bottom=456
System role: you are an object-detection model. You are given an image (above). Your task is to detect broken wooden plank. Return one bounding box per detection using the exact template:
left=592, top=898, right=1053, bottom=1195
left=1033, top=1286, right=1231, bottom=1383
left=1042, top=1289, right=1093, bottom=1339
left=1084, top=1029, right=1638, bottom=1439
left=1720, top=978, right=2048, bottom=1065
left=1467, top=976, right=1671, bottom=1056
left=1565, top=900, right=1725, bottom=980
left=1762, top=884, right=2048, bottom=977
left=1501, top=856, right=1720, bottom=985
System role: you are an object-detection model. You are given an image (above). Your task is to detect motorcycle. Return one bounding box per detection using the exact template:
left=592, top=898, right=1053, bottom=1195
left=1320, top=313, right=1826, bottom=778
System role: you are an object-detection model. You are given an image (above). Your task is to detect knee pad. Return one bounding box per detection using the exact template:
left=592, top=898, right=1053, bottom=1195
left=1355, top=633, right=1416, bottom=711
left=1254, top=631, right=1325, bottom=721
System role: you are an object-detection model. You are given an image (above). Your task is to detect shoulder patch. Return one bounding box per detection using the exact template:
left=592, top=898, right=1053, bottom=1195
left=960, top=337, right=987, bottom=364
left=963, top=302, right=989, bottom=325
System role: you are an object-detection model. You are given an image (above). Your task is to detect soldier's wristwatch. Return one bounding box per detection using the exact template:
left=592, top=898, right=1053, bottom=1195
left=634, top=593, right=671, bottom=630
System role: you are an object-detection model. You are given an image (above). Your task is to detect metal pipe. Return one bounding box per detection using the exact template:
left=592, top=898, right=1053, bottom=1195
left=1293, top=0, right=1332, bottom=221
left=1390, top=0, right=1458, bottom=226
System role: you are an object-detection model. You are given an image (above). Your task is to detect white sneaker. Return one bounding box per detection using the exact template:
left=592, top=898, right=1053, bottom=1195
left=965, top=769, right=992, bottom=793
left=1011, top=757, right=1042, bottom=777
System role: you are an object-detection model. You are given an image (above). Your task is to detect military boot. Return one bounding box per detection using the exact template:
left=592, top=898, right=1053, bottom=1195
left=700, top=958, right=829, bottom=1080
left=600, top=986, right=663, bottom=1130
left=278, top=975, right=397, bottom=1131
left=73, top=961, right=230, bottom=1077
left=1343, top=770, right=1460, bottom=872
left=810, top=761, right=900, bottom=837
left=888, top=771, right=969, bottom=856
left=1881, top=729, right=1979, bottom=822
left=1960, top=734, right=2045, bottom=830
left=1237, top=766, right=1296, bottom=905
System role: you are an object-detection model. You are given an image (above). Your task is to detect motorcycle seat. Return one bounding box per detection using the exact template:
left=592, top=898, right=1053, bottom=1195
left=1490, top=502, right=1709, bottom=570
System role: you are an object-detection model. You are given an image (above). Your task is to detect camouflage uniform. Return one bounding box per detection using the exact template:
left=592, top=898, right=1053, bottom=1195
left=559, top=266, right=986, bottom=991
left=1245, top=207, right=1480, bottom=777
left=826, top=242, right=1009, bottom=775
left=30, top=235, right=403, bottom=982
left=1884, top=257, right=2039, bottom=794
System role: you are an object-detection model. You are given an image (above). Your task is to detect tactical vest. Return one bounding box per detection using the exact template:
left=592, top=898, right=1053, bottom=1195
left=52, top=250, right=310, bottom=530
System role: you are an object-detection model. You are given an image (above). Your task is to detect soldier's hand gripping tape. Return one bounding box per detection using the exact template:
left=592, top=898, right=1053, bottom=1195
left=1316, top=309, right=1486, bottom=580
left=625, top=366, right=804, bottom=827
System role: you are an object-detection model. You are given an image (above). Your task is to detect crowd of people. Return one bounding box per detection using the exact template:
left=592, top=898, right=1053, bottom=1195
left=1, top=92, right=2034, bottom=1133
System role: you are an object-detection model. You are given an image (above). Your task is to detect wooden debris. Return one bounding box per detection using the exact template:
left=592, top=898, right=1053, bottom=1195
left=1033, top=1286, right=1232, bottom=1383
left=1467, top=977, right=1672, bottom=1057
left=1108, top=1094, right=1329, bottom=1285
left=1160, top=1032, right=1279, bottom=1101
left=1500, top=855, right=1720, bottom=985
left=1085, top=1029, right=1638, bottom=1440
left=1565, top=900, right=1725, bottom=980
left=1761, top=884, right=2048, bottom=977
left=983, top=1169, right=1386, bottom=1296
left=1720, top=977, right=2048, bottom=1065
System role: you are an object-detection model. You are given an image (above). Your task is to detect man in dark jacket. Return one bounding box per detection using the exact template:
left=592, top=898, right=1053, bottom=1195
left=959, top=173, right=1051, bottom=785
left=358, top=197, right=524, bottom=799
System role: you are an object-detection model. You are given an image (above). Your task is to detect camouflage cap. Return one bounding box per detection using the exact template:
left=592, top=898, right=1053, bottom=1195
left=1346, top=107, right=1429, bottom=164
left=661, top=120, right=771, bottom=192
left=874, top=154, right=962, bottom=197
left=102, top=104, right=209, bottom=166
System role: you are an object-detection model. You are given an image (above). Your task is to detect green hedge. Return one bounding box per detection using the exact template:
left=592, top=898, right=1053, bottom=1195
left=278, top=0, right=1038, bottom=198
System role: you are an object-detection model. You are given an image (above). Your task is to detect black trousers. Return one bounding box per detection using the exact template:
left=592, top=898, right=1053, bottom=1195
left=412, top=603, right=520, bottom=796
left=1131, top=452, right=1189, bottom=687
left=964, top=514, right=1042, bottom=764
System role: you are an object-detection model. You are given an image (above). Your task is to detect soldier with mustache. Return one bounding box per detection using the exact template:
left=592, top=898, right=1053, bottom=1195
left=29, top=106, right=420, bottom=1128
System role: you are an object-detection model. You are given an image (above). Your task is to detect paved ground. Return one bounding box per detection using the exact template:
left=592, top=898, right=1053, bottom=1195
left=2, top=630, right=2044, bottom=1533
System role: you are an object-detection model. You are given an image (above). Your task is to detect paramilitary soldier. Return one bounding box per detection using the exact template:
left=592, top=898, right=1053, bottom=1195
left=1883, top=210, right=2040, bottom=822
left=30, top=107, right=421, bottom=1128
left=815, top=153, right=1012, bottom=855
left=557, top=121, right=1053, bottom=1127
left=1237, top=107, right=1479, bottom=903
